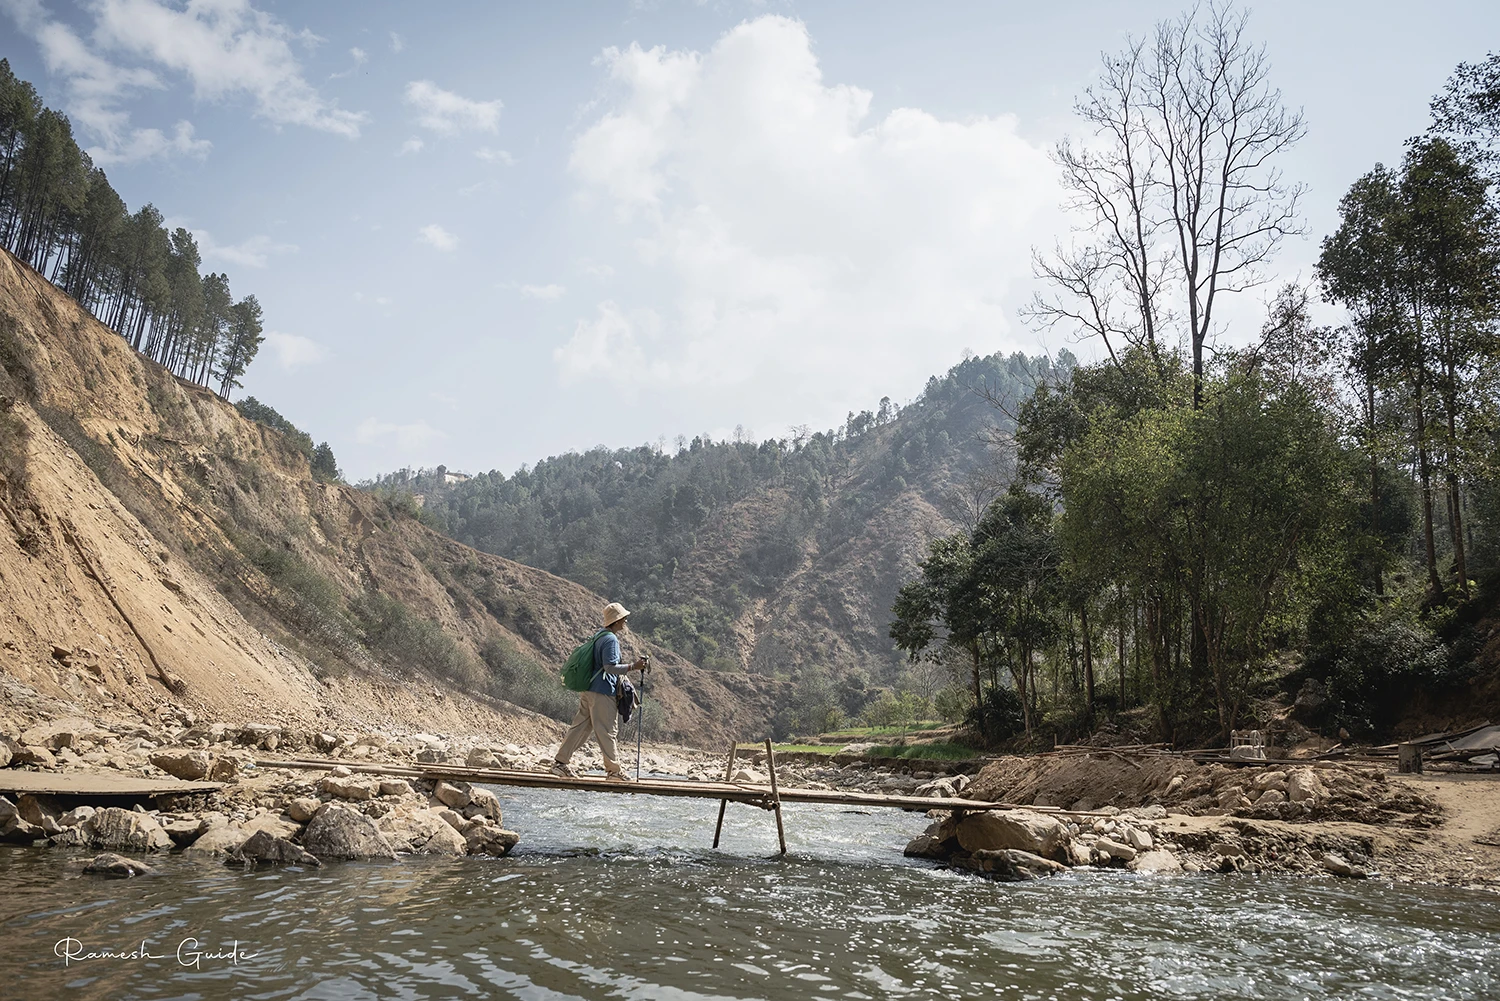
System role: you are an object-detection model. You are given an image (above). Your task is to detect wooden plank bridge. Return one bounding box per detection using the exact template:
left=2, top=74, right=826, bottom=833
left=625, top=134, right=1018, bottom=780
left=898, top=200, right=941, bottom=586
left=261, top=740, right=1098, bottom=855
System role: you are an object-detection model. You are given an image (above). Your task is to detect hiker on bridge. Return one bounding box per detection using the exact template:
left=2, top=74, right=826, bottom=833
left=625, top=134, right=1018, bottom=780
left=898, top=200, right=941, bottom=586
left=550, top=602, right=651, bottom=781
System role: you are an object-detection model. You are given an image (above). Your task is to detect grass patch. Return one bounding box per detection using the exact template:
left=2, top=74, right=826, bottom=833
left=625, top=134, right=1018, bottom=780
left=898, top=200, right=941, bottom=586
left=863, top=742, right=981, bottom=761
left=352, top=591, right=483, bottom=688
left=740, top=743, right=844, bottom=755
left=821, top=723, right=946, bottom=739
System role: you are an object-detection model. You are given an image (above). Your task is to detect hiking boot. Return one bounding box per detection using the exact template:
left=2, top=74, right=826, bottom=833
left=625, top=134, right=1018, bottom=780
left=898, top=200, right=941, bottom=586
left=549, top=760, right=577, bottom=778
left=604, top=770, right=635, bottom=783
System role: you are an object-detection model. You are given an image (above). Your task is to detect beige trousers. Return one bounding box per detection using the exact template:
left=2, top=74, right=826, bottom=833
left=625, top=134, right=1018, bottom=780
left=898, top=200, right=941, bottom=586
left=556, top=690, right=622, bottom=770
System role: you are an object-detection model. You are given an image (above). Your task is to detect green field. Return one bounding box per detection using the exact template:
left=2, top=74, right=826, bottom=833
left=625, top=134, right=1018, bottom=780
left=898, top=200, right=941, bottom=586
left=863, top=742, right=980, bottom=761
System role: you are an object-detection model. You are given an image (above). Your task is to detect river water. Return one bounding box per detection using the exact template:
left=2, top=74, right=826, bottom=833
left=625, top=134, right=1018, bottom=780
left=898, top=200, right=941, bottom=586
left=2, top=784, right=1498, bottom=1000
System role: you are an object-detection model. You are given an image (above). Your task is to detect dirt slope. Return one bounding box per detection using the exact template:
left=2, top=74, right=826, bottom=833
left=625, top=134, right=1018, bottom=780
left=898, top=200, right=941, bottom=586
left=0, top=249, right=785, bottom=746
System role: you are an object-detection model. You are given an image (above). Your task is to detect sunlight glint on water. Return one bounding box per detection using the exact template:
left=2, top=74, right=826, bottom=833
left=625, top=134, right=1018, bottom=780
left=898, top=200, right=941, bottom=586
left=1, top=783, right=1497, bottom=1000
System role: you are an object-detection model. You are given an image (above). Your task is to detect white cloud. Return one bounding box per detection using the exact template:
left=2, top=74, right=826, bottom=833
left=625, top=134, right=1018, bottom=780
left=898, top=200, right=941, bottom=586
left=192, top=229, right=298, bottom=269
left=554, top=301, right=661, bottom=386
left=564, top=16, right=1057, bottom=417
left=0, top=0, right=365, bottom=162
left=330, top=46, right=367, bottom=79
left=519, top=283, right=566, bottom=300
left=355, top=417, right=445, bottom=450
left=94, top=0, right=367, bottom=136
left=475, top=147, right=516, bottom=165
left=263, top=331, right=329, bottom=370
left=418, top=224, right=457, bottom=251
left=399, top=136, right=424, bottom=155
left=389, top=31, right=404, bottom=53
left=404, top=80, right=503, bottom=135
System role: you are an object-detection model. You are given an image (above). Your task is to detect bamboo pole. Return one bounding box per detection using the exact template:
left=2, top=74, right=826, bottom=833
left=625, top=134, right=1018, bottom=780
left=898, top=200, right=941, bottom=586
left=764, top=738, right=787, bottom=856
left=712, top=741, right=737, bottom=849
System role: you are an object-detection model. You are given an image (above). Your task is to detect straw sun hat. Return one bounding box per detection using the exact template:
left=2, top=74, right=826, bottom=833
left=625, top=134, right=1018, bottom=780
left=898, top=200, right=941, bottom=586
left=602, top=602, right=631, bottom=628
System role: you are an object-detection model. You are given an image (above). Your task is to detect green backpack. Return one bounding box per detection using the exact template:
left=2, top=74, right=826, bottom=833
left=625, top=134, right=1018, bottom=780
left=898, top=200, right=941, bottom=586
left=561, top=630, right=609, bottom=691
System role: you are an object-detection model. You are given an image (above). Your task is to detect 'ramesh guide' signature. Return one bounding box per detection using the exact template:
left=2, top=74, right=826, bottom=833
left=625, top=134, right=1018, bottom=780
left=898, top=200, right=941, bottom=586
left=54, top=937, right=257, bottom=968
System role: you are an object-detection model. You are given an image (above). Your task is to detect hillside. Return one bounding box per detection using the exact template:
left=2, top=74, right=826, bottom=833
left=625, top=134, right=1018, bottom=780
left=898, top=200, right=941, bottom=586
left=374, top=352, right=1058, bottom=695
left=0, top=248, right=785, bottom=747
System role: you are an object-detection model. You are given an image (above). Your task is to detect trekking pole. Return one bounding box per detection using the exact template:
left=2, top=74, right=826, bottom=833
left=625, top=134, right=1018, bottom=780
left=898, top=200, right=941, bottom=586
left=637, top=655, right=650, bottom=780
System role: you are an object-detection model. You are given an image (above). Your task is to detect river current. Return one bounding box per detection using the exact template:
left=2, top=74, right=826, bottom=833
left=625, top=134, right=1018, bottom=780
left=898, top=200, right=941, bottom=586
left=2, top=783, right=1498, bottom=1000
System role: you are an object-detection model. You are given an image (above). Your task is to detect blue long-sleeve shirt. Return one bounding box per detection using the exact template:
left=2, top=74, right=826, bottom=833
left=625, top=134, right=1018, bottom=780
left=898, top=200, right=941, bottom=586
left=587, top=631, right=628, bottom=696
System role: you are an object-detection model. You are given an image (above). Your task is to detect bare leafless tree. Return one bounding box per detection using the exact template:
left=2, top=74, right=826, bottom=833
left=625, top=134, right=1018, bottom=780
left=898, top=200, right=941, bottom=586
left=1026, top=3, right=1306, bottom=407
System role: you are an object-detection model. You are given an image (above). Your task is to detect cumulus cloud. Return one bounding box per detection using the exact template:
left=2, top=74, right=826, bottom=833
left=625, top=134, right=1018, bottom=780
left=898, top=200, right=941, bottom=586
left=562, top=16, right=1057, bottom=419
left=519, top=283, right=566, bottom=300
left=554, top=301, right=661, bottom=386
left=0, top=0, right=365, bottom=163
left=418, top=224, right=457, bottom=251
left=263, top=331, right=329, bottom=370
left=355, top=417, right=445, bottom=450
left=404, top=80, right=503, bottom=135
left=399, top=136, right=424, bottom=155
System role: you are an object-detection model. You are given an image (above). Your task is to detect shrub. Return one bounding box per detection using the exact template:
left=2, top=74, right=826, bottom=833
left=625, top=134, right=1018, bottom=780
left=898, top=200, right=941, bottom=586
left=352, top=592, right=483, bottom=687
left=965, top=684, right=1025, bottom=745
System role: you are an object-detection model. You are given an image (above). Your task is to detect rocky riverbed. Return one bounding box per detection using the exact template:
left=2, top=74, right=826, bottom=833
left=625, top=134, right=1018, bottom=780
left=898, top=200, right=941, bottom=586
left=3, top=698, right=1498, bottom=891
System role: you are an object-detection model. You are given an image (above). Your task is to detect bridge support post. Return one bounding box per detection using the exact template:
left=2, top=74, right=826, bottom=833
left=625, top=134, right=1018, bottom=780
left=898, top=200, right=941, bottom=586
left=764, top=738, right=787, bottom=856
left=712, top=741, right=737, bottom=849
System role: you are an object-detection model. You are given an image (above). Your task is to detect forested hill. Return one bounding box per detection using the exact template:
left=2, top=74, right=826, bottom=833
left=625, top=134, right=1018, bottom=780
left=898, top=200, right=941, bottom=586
left=369, top=351, right=1064, bottom=690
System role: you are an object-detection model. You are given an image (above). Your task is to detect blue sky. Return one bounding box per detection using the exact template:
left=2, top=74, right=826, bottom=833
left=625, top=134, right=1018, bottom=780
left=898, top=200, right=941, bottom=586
left=2, top=0, right=1495, bottom=479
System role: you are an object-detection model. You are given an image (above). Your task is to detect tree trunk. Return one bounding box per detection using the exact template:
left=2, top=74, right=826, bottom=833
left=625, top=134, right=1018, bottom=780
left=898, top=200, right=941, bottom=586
left=1081, top=602, right=1095, bottom=721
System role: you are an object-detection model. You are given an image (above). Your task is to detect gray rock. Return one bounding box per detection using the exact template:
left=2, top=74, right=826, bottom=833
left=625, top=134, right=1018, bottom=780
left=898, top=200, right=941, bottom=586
left=466, top=748, right=500, bottom=768
left=0, top=739, right=11, bottom=768
left=183, top=822, right=249, bottom=855
left=209, top=756, right=239, bottom=781
left=433, top=781, right=472, bottom=810
left=1321, top=852, right=1371, bottom=879
left=466, top=788, right=502, bottom=823
left=286, top=797, right=322, bottom=823
left=1130, top=849, right=1184, bottom=874
left=965, top=848, right=1068, bottom=880
left=18, top=793, right=62, bottom=827
left=415, top=748, right=444, bottom=764
left=903, top=834, right=947, bottom=859
left=1095, top=837, right=1137, bottom=863
left=1287, top=769, right=1327, bottom=805
left=380, top=809, right=468, bottom=855
left=956, top=810, right=1070, bottom=861
left=464, top=825, right=520, bottom=857
left=1255, top=788, right=1287, bottom=808
left=303, top=805, right=396, bottom=859
left=378, top=779, right=415, bottom=798
left=321, top=775, right=379, bottom=801
left=162, top=817, right=208, bottom=847
left=84, top=852, right=154, bottom=877
left=232, top=830, right=321, bottom=866
left=1123, top=826, right=1154, bottom=851
left=12, top=745, right=55, bottom=768
left=84, top=808, right=173, bottom=852
left=59, top=805, right=96, bottom=827
left=437, top=808, right=475, bottom=833
left=150, top=749, right=212, bottom=781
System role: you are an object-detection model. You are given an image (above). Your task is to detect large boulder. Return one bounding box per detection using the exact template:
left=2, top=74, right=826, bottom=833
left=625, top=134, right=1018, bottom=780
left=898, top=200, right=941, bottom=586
left=150, top=749, right=212, bottom=781
left=232, top=830, right=321, bottom=867
left=21, top=717, right=103, bottom=751
left=1287, top=769, right=1327, bottom=805
left=433, top=781, right=472, bottom=810
left=464, top=825, right=520, bottom=857
left=956, top=810, right=1071, bottom=861
left=0, top=738, right=12, bottom=768
left=303, top=805, right=396, bottom=860
left=962, top=849, right=1068, bottom=881
left=379, top=809, right=469, bottom=855
left=1130, top=849, right=1183, bottom=875
left=183, top=822, right=249, bottom=855
left=286, top=798, right=322, bottom=823
left=83, top=852, right=154, bottom=877
left=465, top=788, right=502, bottom=823
left=81, top=808, right=173, bottom=852
left=320, top=775, right=379, bottom=801
left=1, top=795, right=45, bottom=844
